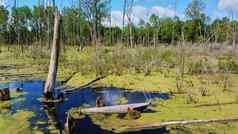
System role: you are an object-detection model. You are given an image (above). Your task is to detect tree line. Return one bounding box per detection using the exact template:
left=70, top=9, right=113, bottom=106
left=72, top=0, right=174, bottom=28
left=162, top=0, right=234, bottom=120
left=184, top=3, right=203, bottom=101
left=0, top=0, right=237, bottom=48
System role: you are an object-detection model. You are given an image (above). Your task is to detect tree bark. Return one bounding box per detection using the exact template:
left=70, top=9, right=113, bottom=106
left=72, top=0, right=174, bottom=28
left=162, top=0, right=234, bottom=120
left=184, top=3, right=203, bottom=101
left=44, top=11, right=61, bottom=100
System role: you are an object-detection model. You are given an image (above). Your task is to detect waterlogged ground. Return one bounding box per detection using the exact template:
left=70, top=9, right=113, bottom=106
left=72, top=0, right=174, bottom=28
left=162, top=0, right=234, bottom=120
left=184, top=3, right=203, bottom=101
left=69, top=72, right=238, bottom=133
left=0, top=80, right=171, bottom=134
left=1, top=45, right=238, bottom=133
left=1, top=77, right=238, bottom=134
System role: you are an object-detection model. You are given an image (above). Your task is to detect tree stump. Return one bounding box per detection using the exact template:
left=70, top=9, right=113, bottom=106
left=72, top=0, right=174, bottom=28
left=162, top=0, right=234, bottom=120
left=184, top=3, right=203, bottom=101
left=0, top=88, right=11, bottom=101
left=126, top=107, right=141, bottom=119
left=96, top=96, right=104, bottom=107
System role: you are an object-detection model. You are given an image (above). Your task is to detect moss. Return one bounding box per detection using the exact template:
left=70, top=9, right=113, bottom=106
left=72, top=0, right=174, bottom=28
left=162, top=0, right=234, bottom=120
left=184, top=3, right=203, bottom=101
left=0, top=101, right=11, bottom=113
left=0, top=110, right=43, bottom=134
left=87, top=94, right=238, bottom=133
left=1, top=45, right=238, bottom=133
left=115, top=97, right=128, bottom=105
left=80, top=73, right=238, bottom=133
left=0, top=90, right=26, bottom=113
left=169, top=123, right=238, bottom=134
left=10, top=90, right=27, bottom=98
left=68, top=71, right=178, bottom=92
left=69, top=108, right=85, bottom=119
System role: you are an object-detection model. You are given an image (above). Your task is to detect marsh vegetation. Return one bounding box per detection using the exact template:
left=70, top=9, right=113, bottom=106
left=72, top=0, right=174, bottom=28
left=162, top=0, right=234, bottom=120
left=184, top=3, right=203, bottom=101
left=1, top=0, right=238, bottom=134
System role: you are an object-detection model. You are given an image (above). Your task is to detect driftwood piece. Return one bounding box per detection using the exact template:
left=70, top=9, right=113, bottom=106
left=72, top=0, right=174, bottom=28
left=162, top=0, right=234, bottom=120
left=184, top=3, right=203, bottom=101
left=122, top=117, right=238, bottom=132
left=80, top=102, right=151, bottom=114
left=0, top=88, right=11, bottom=101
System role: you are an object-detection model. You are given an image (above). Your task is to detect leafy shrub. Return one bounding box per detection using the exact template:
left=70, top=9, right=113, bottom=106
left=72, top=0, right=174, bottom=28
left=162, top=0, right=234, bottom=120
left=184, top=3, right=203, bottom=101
left=185, top=93, right=199, bottom=104
left=218, top=57, right=238, bottom=74
left=199, top=87, right=209, bottom=96
left=160, top=48, right=176, bottom=68
left=187, top=58, right=213, bottom=74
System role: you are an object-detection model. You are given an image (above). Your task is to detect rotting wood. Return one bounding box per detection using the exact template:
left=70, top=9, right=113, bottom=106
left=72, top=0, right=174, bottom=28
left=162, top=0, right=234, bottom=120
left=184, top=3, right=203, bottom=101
left=122, top=117, right=238, bottom=132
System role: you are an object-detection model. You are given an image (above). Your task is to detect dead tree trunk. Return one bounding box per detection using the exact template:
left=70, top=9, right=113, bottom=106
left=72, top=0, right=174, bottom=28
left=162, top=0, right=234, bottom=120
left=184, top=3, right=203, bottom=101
left=121, top=0, right=127, bottom=43
left=128, top=17, right=134, bottom=48
left=125, top=0, right=134, bottom=48
left=44, top=11, right=61, bottom=100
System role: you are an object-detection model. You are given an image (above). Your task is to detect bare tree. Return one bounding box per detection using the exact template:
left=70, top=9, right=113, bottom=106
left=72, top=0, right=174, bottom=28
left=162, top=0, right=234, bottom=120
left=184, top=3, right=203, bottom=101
left=230, top=11, right=237, bottom=51
left=126, top=0, right=134, bottom=48
left=44, top=11, right=61, bottom=100
left=121, top=0, right=127, bottom=44
left=176, top=29, right=186, bottom=93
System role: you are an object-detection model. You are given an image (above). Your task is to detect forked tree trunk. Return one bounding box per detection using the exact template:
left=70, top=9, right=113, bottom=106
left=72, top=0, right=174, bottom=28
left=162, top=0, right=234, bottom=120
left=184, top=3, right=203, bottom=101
left=44, top=11, right=61, bottom=100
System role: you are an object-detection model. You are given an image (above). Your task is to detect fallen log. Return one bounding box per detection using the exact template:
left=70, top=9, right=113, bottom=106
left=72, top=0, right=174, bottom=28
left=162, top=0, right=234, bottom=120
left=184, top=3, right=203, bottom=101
left=122, top=117, right=238, bottom=132
left=80, top=102, right=151, bottom=114
left=62, top=75, right=107, bottom=93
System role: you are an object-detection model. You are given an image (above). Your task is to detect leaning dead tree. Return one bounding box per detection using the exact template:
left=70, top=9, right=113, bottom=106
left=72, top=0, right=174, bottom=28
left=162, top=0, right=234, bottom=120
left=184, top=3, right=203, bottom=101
left=44, top=10, right=61, bottom=100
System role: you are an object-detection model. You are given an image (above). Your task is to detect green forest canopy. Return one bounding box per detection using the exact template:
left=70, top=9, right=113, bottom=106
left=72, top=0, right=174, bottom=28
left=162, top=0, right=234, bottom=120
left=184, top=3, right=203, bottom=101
left=0, top=0, right=237, bottom=47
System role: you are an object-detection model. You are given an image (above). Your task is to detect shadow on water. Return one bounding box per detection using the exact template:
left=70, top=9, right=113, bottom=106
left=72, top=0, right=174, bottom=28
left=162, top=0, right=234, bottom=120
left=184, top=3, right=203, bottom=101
left=72, top=115, right=168, bottom=134
left=0, top=80, right=171, bottom=134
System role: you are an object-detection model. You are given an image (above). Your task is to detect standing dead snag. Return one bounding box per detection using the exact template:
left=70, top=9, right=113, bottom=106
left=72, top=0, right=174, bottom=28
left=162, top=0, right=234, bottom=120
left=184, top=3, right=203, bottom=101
left=96, top=96, right=104, bottom=107
left=44, top=11, right=61, bottom=100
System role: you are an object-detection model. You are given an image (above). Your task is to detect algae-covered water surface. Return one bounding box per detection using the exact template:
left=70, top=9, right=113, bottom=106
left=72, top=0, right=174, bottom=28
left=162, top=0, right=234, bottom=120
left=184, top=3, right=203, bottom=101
left=0, top=80, right=170, bottom=134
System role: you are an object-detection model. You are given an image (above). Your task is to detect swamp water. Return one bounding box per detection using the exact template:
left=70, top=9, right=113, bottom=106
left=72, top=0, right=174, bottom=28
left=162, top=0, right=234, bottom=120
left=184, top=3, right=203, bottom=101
left=0, top=80, right=170, bottom=134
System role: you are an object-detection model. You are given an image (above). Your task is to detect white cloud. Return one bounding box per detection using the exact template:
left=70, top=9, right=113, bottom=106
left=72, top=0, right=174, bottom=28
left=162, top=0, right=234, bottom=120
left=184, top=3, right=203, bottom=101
left=131, top=5, right=148, bottom=24
left=0, top=0, right=5, bottom=6
left=150, top=6, right=177, bottom=18
left=107, top=5, right=181, bottom=27
left=218, top=0, right=238, bottom=12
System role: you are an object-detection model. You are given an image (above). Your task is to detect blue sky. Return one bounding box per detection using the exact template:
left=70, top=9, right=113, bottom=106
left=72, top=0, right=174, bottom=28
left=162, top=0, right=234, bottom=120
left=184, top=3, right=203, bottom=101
left=2, top=0, right=238, bottom=26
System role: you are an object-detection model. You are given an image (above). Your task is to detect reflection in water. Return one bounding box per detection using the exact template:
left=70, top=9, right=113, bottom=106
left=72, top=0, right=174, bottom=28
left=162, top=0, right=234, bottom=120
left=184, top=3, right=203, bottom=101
left=43, top=104, right=63, bottom=134
left=0, top=80, right=170, bottom=134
